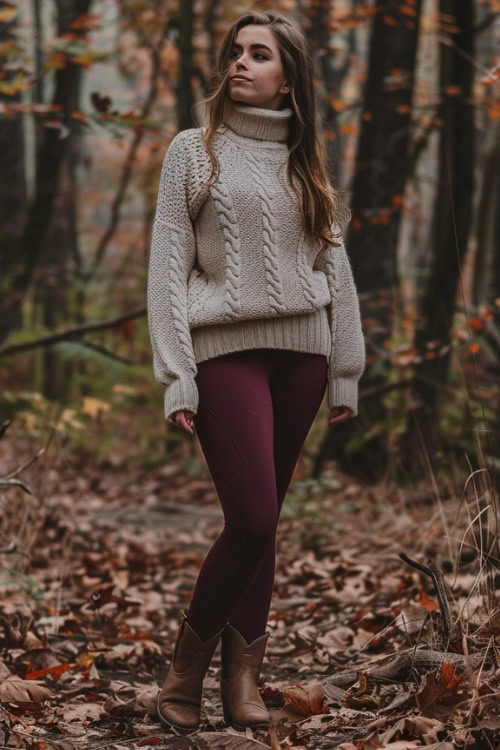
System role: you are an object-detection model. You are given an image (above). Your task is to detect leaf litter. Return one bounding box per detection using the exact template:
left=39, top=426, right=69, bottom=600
left=0, top=421, right=498, bottom=749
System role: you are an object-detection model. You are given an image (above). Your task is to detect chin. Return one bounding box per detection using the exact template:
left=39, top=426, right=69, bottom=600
left=229, top=94, right=258, bottom=107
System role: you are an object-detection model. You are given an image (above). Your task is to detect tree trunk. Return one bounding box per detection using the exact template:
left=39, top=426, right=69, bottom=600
left=319, top=0, right=423, bottom=482
left=0, top=13, right=27, bottom=334
left=303, top=0, right=350, bottom=186
left=36, top=152, right=80, bottom=401
left=401, top=0, right=476, bottom=477
left=0, top=0, right=92, bottom=346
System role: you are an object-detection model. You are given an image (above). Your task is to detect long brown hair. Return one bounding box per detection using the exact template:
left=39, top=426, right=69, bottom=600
left=198, top=10, right=350, bottom=251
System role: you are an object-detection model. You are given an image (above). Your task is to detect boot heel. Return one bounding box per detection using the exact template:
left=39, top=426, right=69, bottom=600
left=221, top=692, right=233, bottom=725
left=221, top=690, right=248, bottom=730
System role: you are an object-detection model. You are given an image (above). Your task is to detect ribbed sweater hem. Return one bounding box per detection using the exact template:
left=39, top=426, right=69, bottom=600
left=191, top=307, right=332, bottom=364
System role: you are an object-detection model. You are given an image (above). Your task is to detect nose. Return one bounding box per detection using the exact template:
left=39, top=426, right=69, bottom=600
left=235, top=53, right=249, bottom=69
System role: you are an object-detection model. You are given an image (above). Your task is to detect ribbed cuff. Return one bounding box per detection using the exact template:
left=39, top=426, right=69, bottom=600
left=328, top=376, right=359, bottom=417
left=164, top=376, right=199, bottom=422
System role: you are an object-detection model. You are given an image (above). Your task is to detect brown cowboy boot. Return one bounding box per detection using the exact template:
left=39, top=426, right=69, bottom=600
left=220, top=624, right=271, bottom=729
left=156, top=609, right=225, bottom=731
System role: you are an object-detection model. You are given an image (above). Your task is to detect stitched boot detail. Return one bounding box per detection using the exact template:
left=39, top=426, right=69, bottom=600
left=157, top=610, right=224, bottom=731
left=220, top=624, right=271, bottom=729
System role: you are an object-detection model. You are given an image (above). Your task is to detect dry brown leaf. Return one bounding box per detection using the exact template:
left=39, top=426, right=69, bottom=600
left=62, top=701, right=106, bottom=722
left=103, top=686, right=157, bottom=717
left=281, top=681, right=329, bottom=717
left=380, top=714, right=445, bottom=745
left=0, top=660, right=11, bottom=681
left=316, top=625, right=355, bottom=651
left=415, top=662, right=468, bottom=719
left=0, top=676, right=53, bottom=703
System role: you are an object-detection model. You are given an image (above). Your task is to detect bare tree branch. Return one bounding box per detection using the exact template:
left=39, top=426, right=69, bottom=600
left=78, top=338, right=135, bottom=364
left=0, top=308, right=146, bottom=358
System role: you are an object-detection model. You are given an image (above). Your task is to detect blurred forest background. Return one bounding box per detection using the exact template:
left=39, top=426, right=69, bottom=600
left=0, top=2, right=500, bottom=747
left=0, top=0, right=499, bottom=489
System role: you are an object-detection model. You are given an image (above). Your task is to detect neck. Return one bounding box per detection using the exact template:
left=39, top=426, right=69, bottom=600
left=221, top=98, right=292, bottom=142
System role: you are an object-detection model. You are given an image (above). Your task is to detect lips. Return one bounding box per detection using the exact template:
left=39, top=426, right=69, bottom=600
left=231, top=76, right=250, bottom=82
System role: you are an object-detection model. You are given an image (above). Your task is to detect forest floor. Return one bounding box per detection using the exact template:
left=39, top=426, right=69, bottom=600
left=0, top=418, right=499, bottom=750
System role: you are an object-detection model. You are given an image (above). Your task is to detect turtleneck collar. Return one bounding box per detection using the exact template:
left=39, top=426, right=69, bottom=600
left=221, top=98, right=292, bottom=142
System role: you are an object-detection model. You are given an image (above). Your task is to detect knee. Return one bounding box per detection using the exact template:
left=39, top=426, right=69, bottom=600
left=230, top=513, right=277, bottom=552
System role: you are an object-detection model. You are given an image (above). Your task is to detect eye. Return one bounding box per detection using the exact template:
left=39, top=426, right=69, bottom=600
left=229, top=50, right=268, bottom=60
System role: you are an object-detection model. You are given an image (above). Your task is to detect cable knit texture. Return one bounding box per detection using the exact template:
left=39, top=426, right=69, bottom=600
left=147, top=98, right=366, bottom=422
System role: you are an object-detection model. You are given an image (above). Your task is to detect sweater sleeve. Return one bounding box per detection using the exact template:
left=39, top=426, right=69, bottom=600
left=147, top=132, right=199, bottom=423
left=314, top=224, right=366, bottom=417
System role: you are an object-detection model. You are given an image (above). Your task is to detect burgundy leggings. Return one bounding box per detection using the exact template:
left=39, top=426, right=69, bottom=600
left=185, top=348, right=328, bottom=645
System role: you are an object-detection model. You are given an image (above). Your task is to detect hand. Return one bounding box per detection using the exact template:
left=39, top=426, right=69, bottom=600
left=168, top=409, right=195, bottom=435
left=328, top=406, right=353, bottom=426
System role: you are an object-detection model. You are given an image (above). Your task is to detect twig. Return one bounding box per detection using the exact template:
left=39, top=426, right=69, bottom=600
left=465, top=634, right=495, bottom=727
left=438, top=33, right=498, bottom=80
left=399, top=552, right=455, bottom=643
left=78, top=338, right=134, bottom=365
left=326, top=646, right=489, bottom=689
left=0, top=478, right=33, bottom=495
left=1, top=446, right=46, bottom=481
left=0, top=308, right=146, bottom=358
left=0, top=541, right=30, bottom=556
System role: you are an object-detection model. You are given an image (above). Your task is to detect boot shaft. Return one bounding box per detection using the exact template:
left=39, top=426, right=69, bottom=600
left=221, top=624, right=270, bottom=680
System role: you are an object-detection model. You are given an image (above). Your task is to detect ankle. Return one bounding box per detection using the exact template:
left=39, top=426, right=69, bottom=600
left=185, top=612, right=225, bottom=644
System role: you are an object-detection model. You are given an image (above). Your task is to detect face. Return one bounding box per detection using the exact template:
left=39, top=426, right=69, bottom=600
left=227, top=25, right=290, bottom=111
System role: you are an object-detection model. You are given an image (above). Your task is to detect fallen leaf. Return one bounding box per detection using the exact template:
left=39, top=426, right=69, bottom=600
left=25, top=662, right=73, bottom=681
left=281, top=682, right=329, bottom=717
left=415, top=662, right=468, bottom=719
left=62, top=701, right=106, bottom=722
left=0, top=676, right=53, bottom=703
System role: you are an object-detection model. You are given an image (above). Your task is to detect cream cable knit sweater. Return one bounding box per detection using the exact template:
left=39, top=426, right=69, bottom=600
left=147, top=98, right=366, bottom=422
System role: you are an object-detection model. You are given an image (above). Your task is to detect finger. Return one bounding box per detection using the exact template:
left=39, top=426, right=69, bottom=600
left=328, top=410, right=350, bottom=425
left=179, top=414, right=194, bottom=434
left=330, top=407, right=350, bottom=419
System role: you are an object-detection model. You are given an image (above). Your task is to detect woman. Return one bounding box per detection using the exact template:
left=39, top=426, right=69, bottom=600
left=147, top=10, right=366, bottom=734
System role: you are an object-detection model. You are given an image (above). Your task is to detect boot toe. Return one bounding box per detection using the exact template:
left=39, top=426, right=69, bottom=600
left=157, top=691, right=200, bottom=730
left=232, top=703, right=270, bottom=728
left=225, top=696, right=270, bottom=727
left=241, top=702, right=270, bottom=724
